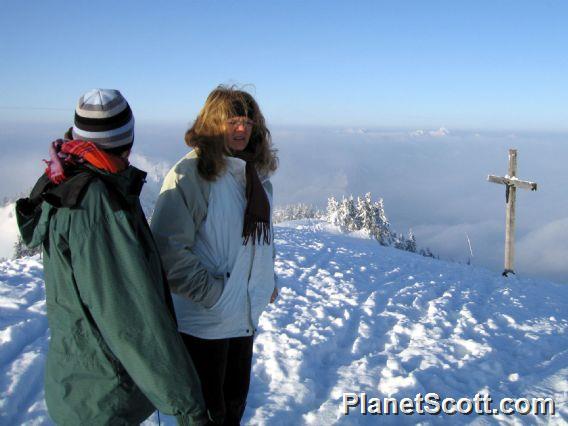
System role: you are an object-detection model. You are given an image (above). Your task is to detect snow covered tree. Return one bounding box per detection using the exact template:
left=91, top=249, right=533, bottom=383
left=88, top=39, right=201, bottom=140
left=357, top=192, right=377, bottom=236
left=405, top=229, right=417, bottom=253
left=393, top=233, right=406, bottom=250
left=273, top=203, right=322, bottom=223
left=419, top=248, right=436, bottom=258
left=326, top=196, right=339, bottom=226
left=324, top=192, right=425, bottom=255
left=335, top=196, right=359, bottom=232
left=368, top=198, right=392, bottom=245
left=345, top=196, right=359, bottom=231
left=335, top=197, right=349, bottom=231
left=294, top=203, right=319, bottom=220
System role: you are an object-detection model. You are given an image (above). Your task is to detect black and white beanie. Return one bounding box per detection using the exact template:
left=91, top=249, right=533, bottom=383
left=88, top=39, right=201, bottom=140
left=72, top=89, right=134, bottom=149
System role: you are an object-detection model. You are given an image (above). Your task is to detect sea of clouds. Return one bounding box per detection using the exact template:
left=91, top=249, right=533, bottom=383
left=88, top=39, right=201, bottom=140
left=1, top=121, right=566, bottom=284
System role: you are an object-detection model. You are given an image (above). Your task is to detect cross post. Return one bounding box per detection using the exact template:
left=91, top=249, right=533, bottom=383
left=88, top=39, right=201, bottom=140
left=487, top=149, right=537, bottom=276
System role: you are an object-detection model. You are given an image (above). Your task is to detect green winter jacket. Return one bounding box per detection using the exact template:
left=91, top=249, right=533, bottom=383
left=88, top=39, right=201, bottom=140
left=16, top=165, right=207, bottom=426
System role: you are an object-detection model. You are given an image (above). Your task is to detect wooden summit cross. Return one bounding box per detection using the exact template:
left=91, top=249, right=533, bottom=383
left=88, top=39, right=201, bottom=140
left=487, top=149, right=537, bottom=277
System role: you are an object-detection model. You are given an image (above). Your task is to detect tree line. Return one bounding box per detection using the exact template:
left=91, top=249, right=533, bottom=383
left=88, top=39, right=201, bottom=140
left=274, top=193, right=437, bottom=258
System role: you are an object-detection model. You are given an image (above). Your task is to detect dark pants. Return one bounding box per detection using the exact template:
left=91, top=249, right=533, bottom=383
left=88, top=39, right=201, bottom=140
left=180, top=333, right=254, bottom=426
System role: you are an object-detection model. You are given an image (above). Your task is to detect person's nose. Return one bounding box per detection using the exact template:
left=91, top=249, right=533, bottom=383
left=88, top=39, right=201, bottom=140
left=235, top=123, right=246, bottom=132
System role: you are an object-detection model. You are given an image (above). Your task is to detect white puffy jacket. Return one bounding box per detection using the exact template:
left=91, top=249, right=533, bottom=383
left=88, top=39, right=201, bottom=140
left=151, top=150, right=275, bottom=339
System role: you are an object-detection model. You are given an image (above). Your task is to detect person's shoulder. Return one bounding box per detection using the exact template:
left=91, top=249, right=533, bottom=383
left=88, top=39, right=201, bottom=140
left=162, top=150, right=208, bottom=192
left=73, top=177, right=115, bottom=219
left=154, top=150, right=210, bottom=219
left=68, top=174, right=144, bottom=251
left=172, top=150, right=199, bottom=174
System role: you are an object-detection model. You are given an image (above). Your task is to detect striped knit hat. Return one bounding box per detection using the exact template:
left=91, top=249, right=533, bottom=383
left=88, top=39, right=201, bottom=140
left=72, top=89, right=134, bottom=149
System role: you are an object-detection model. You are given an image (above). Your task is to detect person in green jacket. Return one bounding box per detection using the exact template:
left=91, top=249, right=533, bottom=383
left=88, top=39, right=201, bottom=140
left=15, top=89, right=207, bottom=425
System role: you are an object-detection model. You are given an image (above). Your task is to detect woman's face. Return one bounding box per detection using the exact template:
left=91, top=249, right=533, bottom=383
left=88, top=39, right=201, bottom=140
left=225, top=116, right=254, bottom=151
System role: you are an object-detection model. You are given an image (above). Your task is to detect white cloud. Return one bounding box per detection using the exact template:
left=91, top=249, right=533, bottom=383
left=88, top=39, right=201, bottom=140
left=429, top=127, right=450, bottom=137
left=516, top=217, right=568, bottom=282
left=340, top=128, right=368, bottom=135
left=410, top=128, right=450, bottom=138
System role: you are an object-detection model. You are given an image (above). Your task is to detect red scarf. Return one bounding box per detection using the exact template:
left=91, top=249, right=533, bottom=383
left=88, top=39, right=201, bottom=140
left=45, top=140, right=127, bottom=184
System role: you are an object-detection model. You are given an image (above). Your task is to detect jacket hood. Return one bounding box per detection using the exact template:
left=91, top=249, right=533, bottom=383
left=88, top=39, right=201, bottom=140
left=95, top=164, right=147, bottom=200
left=16, top=165, right=147, bottom=249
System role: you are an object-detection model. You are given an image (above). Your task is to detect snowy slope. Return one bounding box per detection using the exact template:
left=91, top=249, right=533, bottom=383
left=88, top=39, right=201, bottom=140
left=0, top=258, right=49, bottom=424
left=0, top=220, right=566, bottom=425
left=0, top=203, right=18, bottom=260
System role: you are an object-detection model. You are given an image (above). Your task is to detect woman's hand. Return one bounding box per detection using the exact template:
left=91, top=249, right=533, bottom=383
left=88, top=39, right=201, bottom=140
left=270, top=286, right=279, bottom=303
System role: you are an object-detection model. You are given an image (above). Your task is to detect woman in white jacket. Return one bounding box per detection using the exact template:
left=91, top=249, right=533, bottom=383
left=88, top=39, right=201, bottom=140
left=151, top=86, right=278, bottom=425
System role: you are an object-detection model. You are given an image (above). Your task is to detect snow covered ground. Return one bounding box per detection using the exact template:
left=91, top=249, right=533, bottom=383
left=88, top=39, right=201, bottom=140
left=0, top=258, right=49, bottom=424
left=0, top=203, right=18, bottom=260
left=1, top=220, right=566, bottom=425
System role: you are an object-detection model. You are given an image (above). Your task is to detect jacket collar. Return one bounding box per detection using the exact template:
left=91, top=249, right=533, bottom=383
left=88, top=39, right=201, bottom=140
left=94, top=165, right=147, bottom=199
left=18, top=165, right=147, bottom=249
left=186, top=149, right=272, bottom=183
left=226, top=157, right=247, bottom=187
left=225, top=156, right=271, bottom=184
left=38, top=164, right=146, bottom=209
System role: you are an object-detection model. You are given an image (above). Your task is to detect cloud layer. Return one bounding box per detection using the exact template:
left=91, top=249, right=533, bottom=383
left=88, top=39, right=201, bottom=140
left=1, top=122, right=565, bottom=283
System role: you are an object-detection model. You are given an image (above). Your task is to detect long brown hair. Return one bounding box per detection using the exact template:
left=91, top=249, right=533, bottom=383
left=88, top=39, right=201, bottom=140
left=185, top=85, right=278, bottom=181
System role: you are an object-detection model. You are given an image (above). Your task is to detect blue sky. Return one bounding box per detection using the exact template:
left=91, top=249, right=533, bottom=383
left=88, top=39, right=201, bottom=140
left=1, top=0, right=567, bottom=130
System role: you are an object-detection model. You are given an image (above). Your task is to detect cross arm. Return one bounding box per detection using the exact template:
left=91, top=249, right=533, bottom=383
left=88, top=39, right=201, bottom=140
left=487, top=175, right=538, bottom=191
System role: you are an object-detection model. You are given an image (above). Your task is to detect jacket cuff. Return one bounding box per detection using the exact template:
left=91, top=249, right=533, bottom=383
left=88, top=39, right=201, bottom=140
left=202, top=274, right=224, bottom=308
left=16, top=198, right=39, bottom=218
left=176, top=413, right=209, bottom=426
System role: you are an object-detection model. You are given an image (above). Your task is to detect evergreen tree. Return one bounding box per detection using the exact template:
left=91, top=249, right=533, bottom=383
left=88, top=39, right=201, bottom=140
left=357, top=193, right=375, bottom=236
left=345, top=196, right=359, bottom=231
left=336, top=197, right=350, bottom=232
left=369, top=198, right=392, bottom=245
left=393, top=233, right=406, bottom=250
left=405, top=229, right=417, bottom=253
left=420, top=248, right=435, bottom=258
left=273, top=203, right=321, bottom=223
left=324, top=192, right=428, bottom=256
left=326, top=197, right=339, bottom=226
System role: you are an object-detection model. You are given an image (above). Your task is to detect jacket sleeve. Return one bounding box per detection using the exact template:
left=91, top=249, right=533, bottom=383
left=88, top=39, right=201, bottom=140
left=15, top=174, right=54, bottom=248
left=150, top=163, right=223, bottom=308
left=71, top=213, right=208, bottom=425
left=264, top=180, right=278, bottom=289
left=15, top=199, right=44, bottom=247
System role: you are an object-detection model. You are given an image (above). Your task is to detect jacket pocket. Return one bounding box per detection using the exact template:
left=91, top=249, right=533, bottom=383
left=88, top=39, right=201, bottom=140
left=208, top=272, right=230, bottom=311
